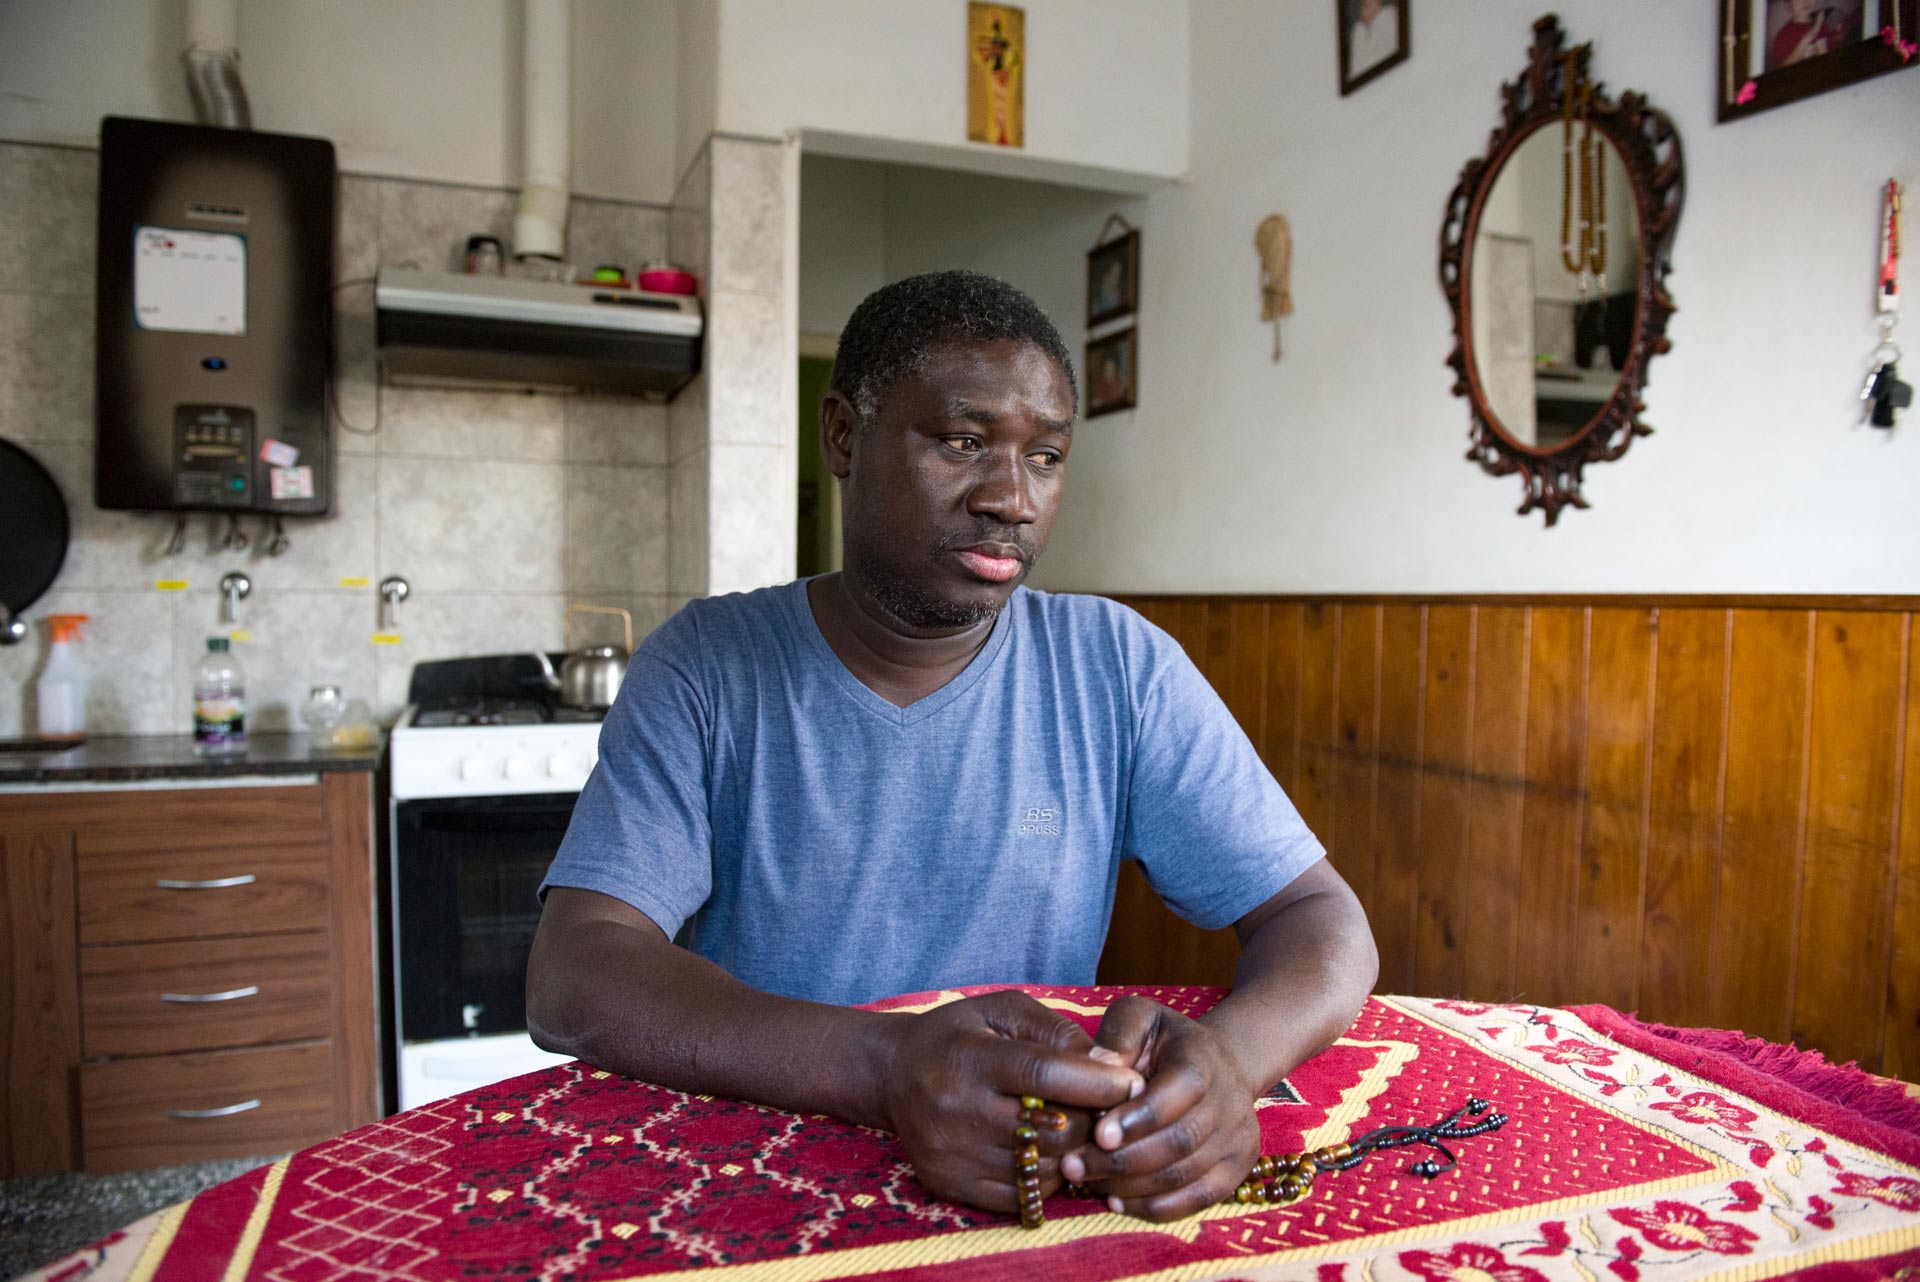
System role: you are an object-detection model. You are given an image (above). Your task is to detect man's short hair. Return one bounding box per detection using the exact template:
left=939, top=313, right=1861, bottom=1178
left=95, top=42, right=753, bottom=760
left=830, top=270, right=1079, bottom=423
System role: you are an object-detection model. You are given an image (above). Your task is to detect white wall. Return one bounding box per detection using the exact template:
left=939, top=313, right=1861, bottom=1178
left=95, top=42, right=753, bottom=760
left=798, top=152, right=1143, bottom=391
left=717, top=0, right=1187, bottom=186
left=0, top=0, right=683, bottom=203
left=798, top=155, right=888, bottom=336
left=1035, top=0, right=1920, bottom=594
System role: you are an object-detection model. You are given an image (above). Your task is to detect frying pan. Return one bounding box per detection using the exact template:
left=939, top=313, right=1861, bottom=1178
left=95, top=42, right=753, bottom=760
left=0, top=439, right=71, bottom=645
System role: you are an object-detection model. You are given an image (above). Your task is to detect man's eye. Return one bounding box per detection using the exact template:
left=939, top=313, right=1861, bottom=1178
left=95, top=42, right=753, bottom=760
left=944, top=436, right=983, bottom=453
left=1028, top=451, right=1062, bottom=468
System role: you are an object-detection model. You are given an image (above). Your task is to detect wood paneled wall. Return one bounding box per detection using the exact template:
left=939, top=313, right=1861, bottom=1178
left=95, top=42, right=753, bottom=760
left=1093, top=596, right=1920, bottom=1079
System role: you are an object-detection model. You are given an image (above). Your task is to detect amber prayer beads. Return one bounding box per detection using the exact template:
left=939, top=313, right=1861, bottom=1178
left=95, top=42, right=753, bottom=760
left=1012, top=1095, right=1507, bottom=1228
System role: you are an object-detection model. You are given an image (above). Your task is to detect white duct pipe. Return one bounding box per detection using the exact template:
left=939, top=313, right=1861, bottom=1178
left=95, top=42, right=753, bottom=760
left=514, top=0, right=572, bottom=263
left=183, top=0, right=251, bottom=128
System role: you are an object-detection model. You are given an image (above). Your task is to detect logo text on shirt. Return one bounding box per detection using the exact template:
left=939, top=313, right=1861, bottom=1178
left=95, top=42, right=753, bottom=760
left=1018, top=806, right=1061, bottom=837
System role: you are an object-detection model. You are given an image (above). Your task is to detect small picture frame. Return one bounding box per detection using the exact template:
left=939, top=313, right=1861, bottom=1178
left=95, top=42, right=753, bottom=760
left=1085, top=327, right=1138, bottom=418
left=1338, top=0, right=1411, bottom=96
left=1086, top=230, right=1140, bottom=328
left=1719, top=0, right=1917, bottom=122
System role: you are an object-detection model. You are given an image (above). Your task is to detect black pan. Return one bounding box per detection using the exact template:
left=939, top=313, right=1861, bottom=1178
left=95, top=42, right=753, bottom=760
left=0, top=438, right=71, bottom=627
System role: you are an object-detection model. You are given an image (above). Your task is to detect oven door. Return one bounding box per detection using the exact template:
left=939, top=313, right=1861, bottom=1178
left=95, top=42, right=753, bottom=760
left=392, top=792, right=578, bottom=1043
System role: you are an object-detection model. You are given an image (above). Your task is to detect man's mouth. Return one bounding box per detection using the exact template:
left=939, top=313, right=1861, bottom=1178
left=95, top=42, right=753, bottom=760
left=953, top=543, right=1027, bottom=583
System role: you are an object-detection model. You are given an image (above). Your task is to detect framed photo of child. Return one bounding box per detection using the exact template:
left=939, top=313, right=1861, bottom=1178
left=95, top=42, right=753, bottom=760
left=1086, top=230, right=1140, bottom=328
left=1086, top=328, right=1138, bottom=418
left=1339, top=0, right=1410, bottom=96
left=1719, top=0, right=1917, bottom=122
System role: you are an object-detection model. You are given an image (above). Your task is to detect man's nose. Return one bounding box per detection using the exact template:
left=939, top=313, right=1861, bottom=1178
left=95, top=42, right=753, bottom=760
left=966, top=450, right=1038, bottom=524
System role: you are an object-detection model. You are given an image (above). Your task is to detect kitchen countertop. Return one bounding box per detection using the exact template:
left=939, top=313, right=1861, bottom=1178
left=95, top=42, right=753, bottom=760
left=0, top=732, right=382, bottom=785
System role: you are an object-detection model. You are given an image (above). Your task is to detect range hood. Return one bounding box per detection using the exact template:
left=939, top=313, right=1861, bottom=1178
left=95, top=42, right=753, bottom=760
left=375, top=268, right=702, bottom=399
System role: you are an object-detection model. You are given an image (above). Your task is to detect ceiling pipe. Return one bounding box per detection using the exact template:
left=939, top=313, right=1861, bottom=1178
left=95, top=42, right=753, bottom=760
left=183, top=0, right=252, bottom=128
left=514, top=0, right=572, bottom=264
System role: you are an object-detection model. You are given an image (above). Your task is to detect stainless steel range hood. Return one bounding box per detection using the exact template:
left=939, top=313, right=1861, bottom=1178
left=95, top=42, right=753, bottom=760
left=375, top=268, right=702, bottom=400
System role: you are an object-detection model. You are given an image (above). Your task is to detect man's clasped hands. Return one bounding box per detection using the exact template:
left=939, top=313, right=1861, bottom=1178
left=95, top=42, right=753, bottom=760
left=881, top=989, right=1269, bottom=1223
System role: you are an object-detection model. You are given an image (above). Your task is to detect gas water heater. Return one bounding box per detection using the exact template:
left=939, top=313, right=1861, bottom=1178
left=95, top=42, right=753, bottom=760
left=94, top=116, right=336, bottom=516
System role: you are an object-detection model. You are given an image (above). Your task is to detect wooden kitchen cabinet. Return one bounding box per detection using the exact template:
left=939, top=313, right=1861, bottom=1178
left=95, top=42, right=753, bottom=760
left=0, top=770, right=377, bottom=1175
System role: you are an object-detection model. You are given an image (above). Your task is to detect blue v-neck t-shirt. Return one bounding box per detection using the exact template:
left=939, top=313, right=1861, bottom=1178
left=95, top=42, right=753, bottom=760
left=542, top=579, right=1324, bottom=1007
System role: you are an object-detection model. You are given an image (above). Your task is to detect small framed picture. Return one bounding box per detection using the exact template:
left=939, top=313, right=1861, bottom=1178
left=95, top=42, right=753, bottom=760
left=1086, top=230, right=1140, bottom=327
left=1085, top=328, right=1138, bottom=418
left=1719, top=0, right=1917, bottom=122
left=1338, top=0, right=1410, bottom=96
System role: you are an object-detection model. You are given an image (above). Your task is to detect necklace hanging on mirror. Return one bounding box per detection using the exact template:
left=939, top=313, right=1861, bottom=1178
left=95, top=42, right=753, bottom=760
left=1865, top=180, right=1910, bottom=431
left=1558, top=50, right=1606, bottom=291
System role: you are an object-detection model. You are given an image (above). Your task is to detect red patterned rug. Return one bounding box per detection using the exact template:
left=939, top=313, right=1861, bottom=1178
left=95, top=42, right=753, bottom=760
left=27, top=989, right=1920, bottom=1281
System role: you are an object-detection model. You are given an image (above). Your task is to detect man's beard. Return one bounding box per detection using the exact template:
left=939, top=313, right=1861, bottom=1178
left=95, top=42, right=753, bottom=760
left=860, top=567, right=1005, bottom=631
left=846, top=523, right=1037, bottom=632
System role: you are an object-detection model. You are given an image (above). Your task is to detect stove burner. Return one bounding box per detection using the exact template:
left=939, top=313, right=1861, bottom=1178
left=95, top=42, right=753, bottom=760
left=413, top=698, right=551, bottom=728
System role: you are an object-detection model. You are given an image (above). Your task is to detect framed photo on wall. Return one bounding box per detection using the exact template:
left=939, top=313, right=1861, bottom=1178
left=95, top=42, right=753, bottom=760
left=1718, top=0, right=1918, bottom=122
left=1086, top=328, right=1138, bottom=418
left=1086, top=230, right=1140, bottom=327
left=1338, top=0, right=1411, bottom=96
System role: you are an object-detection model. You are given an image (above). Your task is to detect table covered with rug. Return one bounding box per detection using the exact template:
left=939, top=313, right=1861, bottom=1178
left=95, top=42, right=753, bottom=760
left=27, top=987, right=1920, bottom=1282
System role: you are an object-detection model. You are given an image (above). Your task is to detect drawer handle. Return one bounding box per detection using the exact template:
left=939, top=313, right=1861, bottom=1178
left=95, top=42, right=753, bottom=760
left=165, top=1099, right=262, bottom=1120
left=160, top=985, right=260, bottom=1004
left=153, top=874, right=258, bottom=890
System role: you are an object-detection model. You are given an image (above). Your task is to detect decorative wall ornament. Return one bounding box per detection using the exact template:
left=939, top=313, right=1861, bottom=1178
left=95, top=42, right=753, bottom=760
left=1439, top=15, right=1685, bottom=525
left=1254, top=214, right=1293, bottom=362
left=1718, top=0, right=1917, bottom=123
left=968, top=3, right=1025, bottom=148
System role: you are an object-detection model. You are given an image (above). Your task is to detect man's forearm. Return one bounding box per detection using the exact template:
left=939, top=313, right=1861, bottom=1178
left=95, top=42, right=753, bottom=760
left=1198, top=877, right=1378, bottom=1096
left=527, top=913, right=901, bottom=1130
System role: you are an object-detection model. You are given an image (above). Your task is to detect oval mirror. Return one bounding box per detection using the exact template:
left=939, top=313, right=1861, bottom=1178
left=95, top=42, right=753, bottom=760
left=1440, top=16, right=1684, bottom=524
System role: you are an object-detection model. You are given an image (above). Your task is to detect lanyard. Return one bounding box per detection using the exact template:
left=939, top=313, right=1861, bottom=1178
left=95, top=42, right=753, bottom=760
left=1881, top=179, right=1902, bottom=316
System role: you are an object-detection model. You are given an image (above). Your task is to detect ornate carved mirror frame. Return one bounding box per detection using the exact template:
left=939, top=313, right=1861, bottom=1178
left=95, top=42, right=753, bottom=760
left=1440, top=15, right=1684, bottom=525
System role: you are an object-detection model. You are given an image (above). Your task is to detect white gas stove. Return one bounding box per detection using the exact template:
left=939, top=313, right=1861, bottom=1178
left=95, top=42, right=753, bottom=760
left=388, top=703, right=602, bottom=800
left=384, top=661, right=610, bottom=1113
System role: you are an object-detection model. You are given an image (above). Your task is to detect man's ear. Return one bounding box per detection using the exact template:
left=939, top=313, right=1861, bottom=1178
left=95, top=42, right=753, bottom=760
left=820, top=390, right=860, bottom=481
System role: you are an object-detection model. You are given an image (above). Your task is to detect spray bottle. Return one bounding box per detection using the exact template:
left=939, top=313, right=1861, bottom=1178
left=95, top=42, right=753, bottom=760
left=36, top=614, right=90, bottom=741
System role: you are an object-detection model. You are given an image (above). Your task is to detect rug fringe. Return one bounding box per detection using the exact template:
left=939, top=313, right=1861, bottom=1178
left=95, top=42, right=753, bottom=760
left=1569, top=1005, right=1920, bottom=1166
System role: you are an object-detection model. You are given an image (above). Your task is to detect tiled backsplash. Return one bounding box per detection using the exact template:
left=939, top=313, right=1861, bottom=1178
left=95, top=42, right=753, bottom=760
left=0, top=142, right=688, bottom=736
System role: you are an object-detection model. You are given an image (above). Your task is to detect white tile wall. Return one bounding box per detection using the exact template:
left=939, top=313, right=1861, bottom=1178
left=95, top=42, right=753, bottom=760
left=0, top=141, right=689, bottom=736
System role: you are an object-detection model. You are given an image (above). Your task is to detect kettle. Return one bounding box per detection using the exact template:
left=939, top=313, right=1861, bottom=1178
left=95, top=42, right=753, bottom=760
left=532, top=605, right=632, bottom=709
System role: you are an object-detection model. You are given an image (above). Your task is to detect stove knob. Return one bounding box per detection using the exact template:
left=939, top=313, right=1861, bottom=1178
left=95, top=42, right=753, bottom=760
left=458, top=756, right=486, bottom=781
left=546, top=753, right=573, bottom=779
left=503, top=755, right=532, bottom=780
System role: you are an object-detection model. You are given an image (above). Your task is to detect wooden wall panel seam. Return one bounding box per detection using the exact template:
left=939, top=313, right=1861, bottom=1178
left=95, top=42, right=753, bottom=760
left=1787, top=611, right=1817, bottom=1044
left=1707, top=609, right=1733, bottom=1028
left=1509, top=607, right=1533, bottom=998
left=1876, top=615, right=1912, bottom=1068
left=1632, top=609, right=1661, bottom=1014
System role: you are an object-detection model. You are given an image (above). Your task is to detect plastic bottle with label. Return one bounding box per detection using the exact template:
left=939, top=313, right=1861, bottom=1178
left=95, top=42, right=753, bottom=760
left=35, top=613, right=90, bottom=741
left=193, top=636, right=248, bottom=755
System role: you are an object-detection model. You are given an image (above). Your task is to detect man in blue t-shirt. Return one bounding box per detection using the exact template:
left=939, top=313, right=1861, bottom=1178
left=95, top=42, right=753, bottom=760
left=528, top=270, right=1378, bottom=1224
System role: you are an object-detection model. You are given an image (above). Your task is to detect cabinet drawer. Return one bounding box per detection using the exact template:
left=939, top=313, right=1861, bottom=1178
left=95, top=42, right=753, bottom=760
left=81, top=1040, right=337, bottom=1173
left=73, top=787, right=325, bottom=851
left=77, top=841, right=328, bottom=945
left=81, top=932, right=332, bottom=1057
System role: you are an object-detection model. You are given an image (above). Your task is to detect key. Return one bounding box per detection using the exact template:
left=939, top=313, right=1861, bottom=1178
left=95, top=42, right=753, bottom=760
left=1870, top=360, right=1912, bottom=429
left=1861, top=360, right=1887, bottom=401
